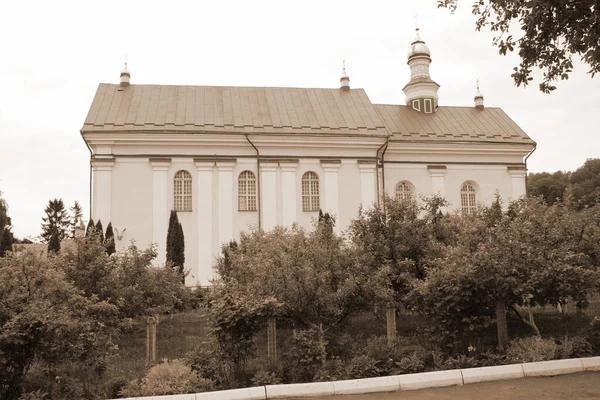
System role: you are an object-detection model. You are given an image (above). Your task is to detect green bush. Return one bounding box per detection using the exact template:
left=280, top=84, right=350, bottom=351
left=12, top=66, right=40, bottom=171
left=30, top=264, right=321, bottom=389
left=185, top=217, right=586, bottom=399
left=395, top=353, right=426, bottom=374
left=250, top=370, right=282, bottom=386
left=506, top=337, right=558, bottom=363
left=443, top=354, right=480, bottom=370
left=282, top=328, right=327, bottom=383
left=120, top=359, right=214, bottom=397
left=346, top=356, right=381, bottom=379
left=188, top=339, right=235, bottom=389
left=313, top=357, right=348, bottom=382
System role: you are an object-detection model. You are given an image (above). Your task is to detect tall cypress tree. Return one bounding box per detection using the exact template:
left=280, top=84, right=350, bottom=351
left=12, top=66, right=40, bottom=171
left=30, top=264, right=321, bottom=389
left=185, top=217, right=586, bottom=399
left=105, top=222, right=116, bottom=255
left=48, top=231, right=60, bottom=253
left=86, top=218, right=95, bottom=237
left=166, top=211, right=185, bottom=280
left=0, top=227, right=13, bottom=257
left=166, top=210, right=177, bottom=264
left=95, top=220, right=104, bottom=243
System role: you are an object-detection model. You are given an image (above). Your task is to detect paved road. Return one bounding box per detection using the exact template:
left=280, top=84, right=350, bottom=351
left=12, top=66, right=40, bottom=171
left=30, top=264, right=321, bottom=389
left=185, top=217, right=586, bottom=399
left=301, top=372, right=600, bottom=400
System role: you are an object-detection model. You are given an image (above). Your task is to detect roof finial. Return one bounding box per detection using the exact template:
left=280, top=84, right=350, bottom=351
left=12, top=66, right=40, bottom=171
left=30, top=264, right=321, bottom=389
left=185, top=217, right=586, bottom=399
left=340, top=59, right=350, bottom=90
left=414, top=9, right=419, bottom=30
left=474, top=79, right=484, bottom=110
left=120, top=55, right=131, bottom=87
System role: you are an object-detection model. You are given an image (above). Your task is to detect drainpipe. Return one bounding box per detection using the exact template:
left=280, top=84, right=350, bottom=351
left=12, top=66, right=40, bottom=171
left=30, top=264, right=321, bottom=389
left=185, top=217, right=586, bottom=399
left=245, top=135, right=262, bottom=230
left=81, top=132, right=93, bottom=219
left=523, top=143, right=537, bottom=196
left=375, top=137, right=389, bottom=209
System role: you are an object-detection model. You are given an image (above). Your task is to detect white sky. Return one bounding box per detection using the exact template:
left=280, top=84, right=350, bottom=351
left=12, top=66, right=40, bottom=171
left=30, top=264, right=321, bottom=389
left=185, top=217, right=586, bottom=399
left=1, top=0, right=599, bottom=239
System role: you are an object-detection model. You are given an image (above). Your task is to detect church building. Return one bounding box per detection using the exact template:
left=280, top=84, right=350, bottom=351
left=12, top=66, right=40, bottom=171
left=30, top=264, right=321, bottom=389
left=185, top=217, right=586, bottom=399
left=81, top=29, right=536, bottom=286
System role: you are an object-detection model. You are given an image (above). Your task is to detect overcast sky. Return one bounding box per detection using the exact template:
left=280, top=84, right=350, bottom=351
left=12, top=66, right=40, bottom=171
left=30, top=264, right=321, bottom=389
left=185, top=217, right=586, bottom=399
left=1, top=0, right=599, bottom=239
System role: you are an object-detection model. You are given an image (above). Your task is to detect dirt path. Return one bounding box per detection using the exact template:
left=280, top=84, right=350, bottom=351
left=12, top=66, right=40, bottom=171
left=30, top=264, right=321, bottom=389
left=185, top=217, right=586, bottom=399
left=302, top=372, right=600, bottom=400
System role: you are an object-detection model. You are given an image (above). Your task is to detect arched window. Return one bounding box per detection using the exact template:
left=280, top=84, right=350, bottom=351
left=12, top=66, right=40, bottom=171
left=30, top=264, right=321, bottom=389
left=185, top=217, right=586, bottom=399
left=174, top=170, right=192, bottom=211
left=301, top=171, right=320, bottom=212
left=238, top=171, right=257, bottom=211
left=460, top=182, right=477, bottom=216
left=395, top=181, right=413, bottom=201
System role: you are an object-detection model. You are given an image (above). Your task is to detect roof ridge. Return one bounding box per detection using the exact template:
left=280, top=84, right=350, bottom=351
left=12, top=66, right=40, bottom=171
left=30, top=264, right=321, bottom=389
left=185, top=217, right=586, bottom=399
left=98, top=82, right=368, bottom=92
left=373, top=103, right=502, bottom=110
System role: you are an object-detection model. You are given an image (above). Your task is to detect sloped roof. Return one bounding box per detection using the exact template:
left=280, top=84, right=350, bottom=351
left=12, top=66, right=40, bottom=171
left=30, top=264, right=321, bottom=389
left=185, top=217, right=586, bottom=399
left=81, top=84, right=387, bottom=135
left=375, top=104, right=535, bottom=144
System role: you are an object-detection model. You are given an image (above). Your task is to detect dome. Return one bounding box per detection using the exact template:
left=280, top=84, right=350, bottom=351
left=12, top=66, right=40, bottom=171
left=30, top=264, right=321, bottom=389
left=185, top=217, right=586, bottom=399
left=408, top=29, right=431, bottom=59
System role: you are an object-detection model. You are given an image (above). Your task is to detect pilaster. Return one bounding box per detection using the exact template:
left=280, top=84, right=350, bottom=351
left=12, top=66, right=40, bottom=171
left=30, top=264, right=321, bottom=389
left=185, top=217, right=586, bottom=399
left=280, top=161, right=298, bottom=227
left=217, top=160, right=235, bottom=257
left=321, top=160, right=341, bottom=233
left=357, top=161, right=377, bottom=209
left=508, top=166, right=527, bottom=200
left=195, top=160, right=215, bottom=286
left=261, top=162, right=278, bottom=231
left=428, top=165, right=447, bottom=198
left=150, top=158, right=171, bottom=266
left=91, top=157, right=115, bottom=225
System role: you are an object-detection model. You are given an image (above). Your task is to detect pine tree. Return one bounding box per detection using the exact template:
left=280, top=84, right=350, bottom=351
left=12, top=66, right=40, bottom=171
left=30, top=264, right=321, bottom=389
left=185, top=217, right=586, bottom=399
left=0, top=227, right=13, bottom=257
left=41, top=199, right=70, bottom=242
left=48, top=231, right=60, bottom=253
left=95, top=220, right=104, bottom=243
left=86, top=218, right=95, bottom=237
left=69, top=201, right=84, bottom=238
left=105, top=222, right=116, bottom=255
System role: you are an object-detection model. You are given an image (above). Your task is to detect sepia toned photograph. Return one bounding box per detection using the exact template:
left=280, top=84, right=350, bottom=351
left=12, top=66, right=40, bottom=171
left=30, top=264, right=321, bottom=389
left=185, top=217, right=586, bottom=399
left=1, top=1, right=599, bottom=399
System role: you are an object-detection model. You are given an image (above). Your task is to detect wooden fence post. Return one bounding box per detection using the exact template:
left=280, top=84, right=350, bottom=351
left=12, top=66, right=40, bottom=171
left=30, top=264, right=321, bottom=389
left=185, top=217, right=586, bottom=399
left=386, top=304, right=397, bottom=348
left=267, top=317, right=277, bottom=360
left=146, top=316, right=157, bottom=365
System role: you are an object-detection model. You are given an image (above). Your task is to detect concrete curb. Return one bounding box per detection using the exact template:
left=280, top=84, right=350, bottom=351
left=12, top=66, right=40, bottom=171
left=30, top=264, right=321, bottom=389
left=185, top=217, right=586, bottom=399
left=398, top=369, right=463, bottom=391
left=522, top=358, right=584, bottom=377
left=265, top=381, right=334, bottom=398
left=333, top=376, right=400, bottom=395
left=581, top=356, right=600, bottom=371
left=461, top=363, right=524, bottom=384
left=111, top=356, right=600, bottom=400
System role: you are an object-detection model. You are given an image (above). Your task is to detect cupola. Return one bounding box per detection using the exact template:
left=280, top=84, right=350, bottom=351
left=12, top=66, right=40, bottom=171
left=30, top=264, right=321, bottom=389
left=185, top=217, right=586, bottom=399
left=120, top=59, right=131, bottom=87
left=340, top=60, right=350, bottom=91
left=403, top=28, right=440, bottom=114
left=474, top=80, right=484, bottom=110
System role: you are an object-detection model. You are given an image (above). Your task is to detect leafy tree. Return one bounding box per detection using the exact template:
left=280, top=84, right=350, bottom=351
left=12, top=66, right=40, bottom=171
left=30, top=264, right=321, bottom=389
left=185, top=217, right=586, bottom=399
left=85, top=218, right=95, bottom=237
left=166, top=211, right=185, bottom=279
left=438, top=0, right=600, bottom=93
left=48, top=231, right=60, bottom=253
left=95, top=220, right=104, bottom=243
left=0, top=251, right=120, bottom=400
left=0, top=191, right=11, bottom=234
left=0, top=227, right=13, bottom=257
left=570, top=158, right=600, bottom=209
left=348, top=195, right=454, bottom=304
left=69, top=201, right=84, bottom=238
left=105, top=222, right=116, bottom=255
left=528, top=171, right=571, bottom=205
left=410, top=197, right=600, bottom=349
left=41, top=199, right=70, bottom=243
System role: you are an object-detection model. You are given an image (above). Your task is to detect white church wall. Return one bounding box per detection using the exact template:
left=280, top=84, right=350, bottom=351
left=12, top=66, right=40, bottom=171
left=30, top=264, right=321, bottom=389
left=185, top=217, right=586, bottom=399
left=338, top=160, right=365, bottom=234
left=384, top=164, right=433, bottom=201
left=109, top=159, right=154, bottom=253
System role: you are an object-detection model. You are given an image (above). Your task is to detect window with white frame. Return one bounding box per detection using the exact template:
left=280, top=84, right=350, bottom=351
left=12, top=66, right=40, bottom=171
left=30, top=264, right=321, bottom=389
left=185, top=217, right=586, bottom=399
left=174, top=170, right=192, bottom=211
left=424, top=98, right=432, bottom=113
left=395, top=181, right=413, bottom=201
left=460, top=183, right=477, bottom=216
left=301, top=171, right=320, bottom=212
left=238, top=170, right=257, bottom=211
left=412, top=99, right=420, bottom=111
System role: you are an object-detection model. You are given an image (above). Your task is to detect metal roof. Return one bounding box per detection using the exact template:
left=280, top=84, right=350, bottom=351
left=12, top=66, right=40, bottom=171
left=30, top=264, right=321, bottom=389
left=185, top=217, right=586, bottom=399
left=81, top=84, right=386, bottom=135
left=375, top=104, right=535, bottom=144
left=81, top=83, right=534, bottom=145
